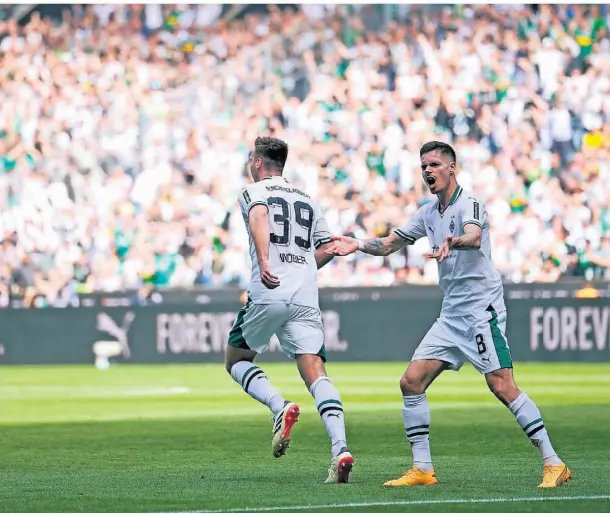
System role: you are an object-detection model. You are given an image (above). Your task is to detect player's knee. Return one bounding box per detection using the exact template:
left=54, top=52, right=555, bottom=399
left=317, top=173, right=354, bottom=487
left=225, top=344, right=256, bottom=374
left=400, top=373, right=426, bottom=395
left=224, top=348, right=233, bottom=374
left=224, top=360, right=233, bottom=374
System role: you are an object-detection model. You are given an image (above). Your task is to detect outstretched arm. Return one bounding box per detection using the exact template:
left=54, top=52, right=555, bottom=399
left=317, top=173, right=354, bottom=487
left=325, top=208, right=425, bottom=258
left=357, top=232, right=410, bottom=256
left=325, top=231, right=411, bottom=257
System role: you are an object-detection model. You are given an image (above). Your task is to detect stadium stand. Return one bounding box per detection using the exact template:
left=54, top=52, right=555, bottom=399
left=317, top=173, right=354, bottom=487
left=0, top=4, right=608, bottom=307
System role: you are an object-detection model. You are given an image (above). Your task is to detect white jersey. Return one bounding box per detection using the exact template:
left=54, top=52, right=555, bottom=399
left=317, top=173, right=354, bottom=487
left=238, top=176, right=332, bottom=309
left=395, top=185, right=505, bottom=319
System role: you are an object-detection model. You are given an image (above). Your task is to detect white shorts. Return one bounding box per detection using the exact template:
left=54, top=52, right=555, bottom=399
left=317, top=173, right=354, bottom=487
left=227, top=300, right=326, bottom=361
left=412, top=309, right=512, bottom=374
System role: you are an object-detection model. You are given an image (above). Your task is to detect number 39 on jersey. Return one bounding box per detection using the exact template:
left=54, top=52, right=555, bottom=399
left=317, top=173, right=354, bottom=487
left=238, top=177, right=332, bottom=306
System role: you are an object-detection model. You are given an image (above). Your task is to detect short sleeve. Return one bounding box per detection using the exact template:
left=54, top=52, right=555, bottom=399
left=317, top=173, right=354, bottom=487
left=394, top=207, right=426, bottom=244
left=238, top=185, right=267, bottom=216
left=313, top=213, right=332, bottom=249
left=462, top=196, right=484, bottom=230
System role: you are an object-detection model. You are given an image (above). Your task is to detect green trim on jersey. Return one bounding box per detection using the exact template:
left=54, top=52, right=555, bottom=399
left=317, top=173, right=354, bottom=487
left=228, top=300, right=252, bottom=350
left=448, top=184, right=463, bottom=205
left=438, top=184, right=463, bottom=214
left=488, top=310, right=512, bottom=369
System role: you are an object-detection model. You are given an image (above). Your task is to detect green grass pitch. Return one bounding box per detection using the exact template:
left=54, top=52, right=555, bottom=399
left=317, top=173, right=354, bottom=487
left=1, top=362, right=609, bottom=512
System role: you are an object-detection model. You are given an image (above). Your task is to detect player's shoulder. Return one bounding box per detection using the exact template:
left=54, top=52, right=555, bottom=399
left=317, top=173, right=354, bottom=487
left=457, top=187, right=485, bottom=207
left=239, top=180, right=268, bottom=204
left=240, top=180, right=264, bottom=196
left=414, top=200, right=438, bottom=220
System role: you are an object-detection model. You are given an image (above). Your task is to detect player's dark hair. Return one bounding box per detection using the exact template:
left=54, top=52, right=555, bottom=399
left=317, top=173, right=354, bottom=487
left=254, top=136, right=289, bottom=173
left=420, top=141, right=457, bottom=164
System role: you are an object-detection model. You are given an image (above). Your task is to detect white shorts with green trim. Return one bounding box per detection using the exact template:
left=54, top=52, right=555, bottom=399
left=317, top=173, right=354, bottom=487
left=227, top=301, right=326, bottom=361
left=412, top=308, right=512, bottom=374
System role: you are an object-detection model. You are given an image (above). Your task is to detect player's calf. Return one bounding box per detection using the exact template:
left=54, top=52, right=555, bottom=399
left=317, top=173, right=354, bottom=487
left=296, top=354, right=353, bottom=482
left=507, top=391, right=565, bottom=465
left=487, top=369, right=570, bottom=486
left=228, top=358, right=298, bottom=458
left=309, top=376, right=349, bottom=458
left=226, top=345, right=287, bottom=416
left=394, top=360, right=446, bottom=479
left=402, top=393, right=433, bottom=473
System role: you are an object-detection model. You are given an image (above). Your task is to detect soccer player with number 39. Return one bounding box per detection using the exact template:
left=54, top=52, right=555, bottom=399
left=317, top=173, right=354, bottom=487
left=225, top=137, right=354, bottom=484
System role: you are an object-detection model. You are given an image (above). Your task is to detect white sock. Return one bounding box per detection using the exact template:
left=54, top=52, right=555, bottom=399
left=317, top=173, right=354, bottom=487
left=310, top=376, right=348, bottom=457
left=403, top=394, right=432, bottom=472
left=508, top=393, right=562, bottom=466
left=230, top=361, right=285, bottom=416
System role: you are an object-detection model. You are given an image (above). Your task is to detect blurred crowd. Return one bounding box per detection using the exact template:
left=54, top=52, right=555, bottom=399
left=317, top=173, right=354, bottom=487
left=0, top=4, right=609, bottom=306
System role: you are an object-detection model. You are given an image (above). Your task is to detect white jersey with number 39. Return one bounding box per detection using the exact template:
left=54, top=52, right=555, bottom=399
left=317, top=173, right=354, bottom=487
left=238, top=176, right=331, bottom=309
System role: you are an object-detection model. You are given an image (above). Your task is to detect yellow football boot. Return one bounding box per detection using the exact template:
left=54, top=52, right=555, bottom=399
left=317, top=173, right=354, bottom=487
left=538, top=463, right=572, bottom=488
left=384, top=466, right=438, bottom=486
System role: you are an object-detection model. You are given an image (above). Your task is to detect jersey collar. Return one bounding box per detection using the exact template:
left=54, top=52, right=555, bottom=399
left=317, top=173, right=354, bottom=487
left=261, top=176, right=287, bottom=182
left=437, top=184, right=462, bottom=214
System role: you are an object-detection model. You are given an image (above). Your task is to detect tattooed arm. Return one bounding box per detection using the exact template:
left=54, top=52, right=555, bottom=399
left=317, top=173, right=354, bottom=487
left=325, top=209, right=425, bottom=258
left=325, top=232, right=412, bottom=257
left=357, top=232, right=410, bottom=256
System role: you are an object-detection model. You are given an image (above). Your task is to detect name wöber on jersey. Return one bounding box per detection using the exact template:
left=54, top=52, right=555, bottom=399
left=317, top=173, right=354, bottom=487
left=279, top=252, right=307, bottom=265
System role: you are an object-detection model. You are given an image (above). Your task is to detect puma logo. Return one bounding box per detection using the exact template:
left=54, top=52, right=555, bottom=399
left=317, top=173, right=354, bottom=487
left=327, top=413, right=341, bottom=419
left=96, top=311, right=135, bottom=358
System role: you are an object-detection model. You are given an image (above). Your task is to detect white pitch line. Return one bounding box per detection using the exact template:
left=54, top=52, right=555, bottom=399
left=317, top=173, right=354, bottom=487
left=0, top=386, right=192, bottom=399
left=186, top=494, right=610, bottom=513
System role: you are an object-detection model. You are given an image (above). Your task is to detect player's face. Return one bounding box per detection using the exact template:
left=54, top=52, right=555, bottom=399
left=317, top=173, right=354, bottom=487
left=248, top=151, right=262, bottom=182
left=421, top=150, right=456, bottom=195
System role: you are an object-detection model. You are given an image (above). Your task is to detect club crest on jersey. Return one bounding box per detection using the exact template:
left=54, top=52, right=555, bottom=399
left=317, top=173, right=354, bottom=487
left=449, top=216, right=455, bottom=233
